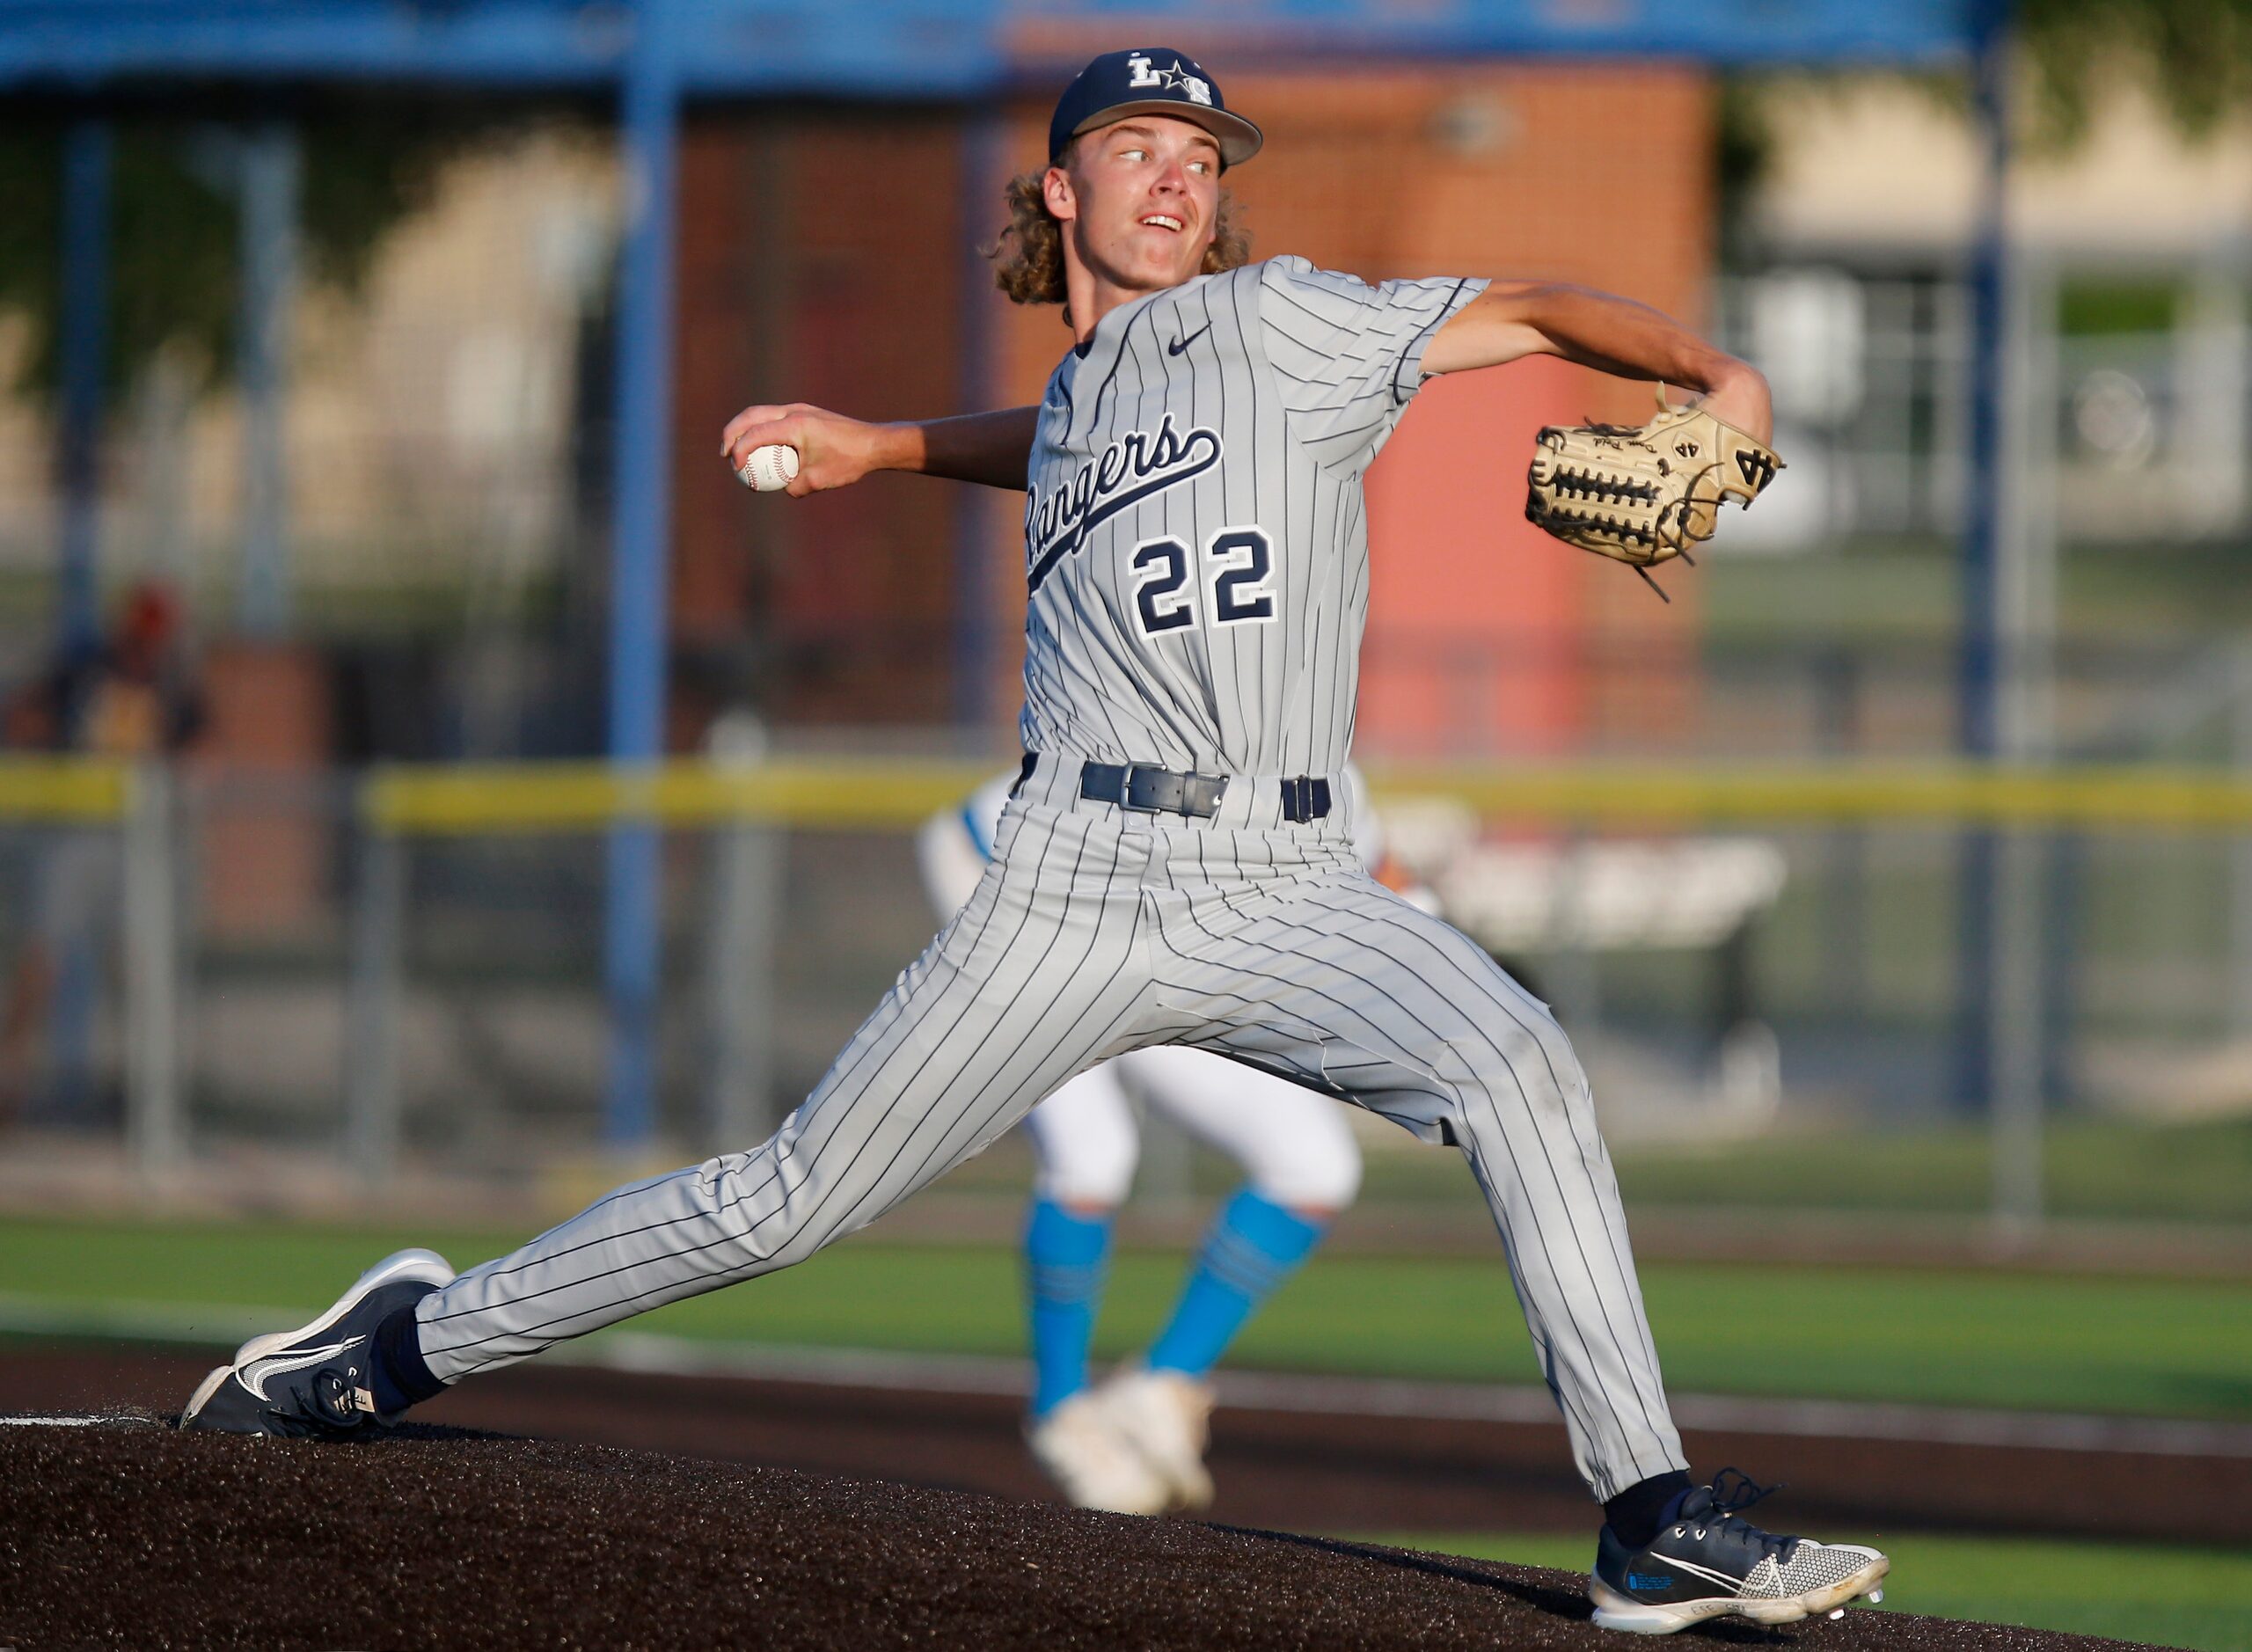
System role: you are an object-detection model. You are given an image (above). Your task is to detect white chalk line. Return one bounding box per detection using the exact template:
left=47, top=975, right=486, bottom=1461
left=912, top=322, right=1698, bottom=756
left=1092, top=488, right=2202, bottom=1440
left=2, top=1293, right=2246, bottom=1459
left=0, top=1414, right=110, bottom=1426
left=0, top=1413, right=160, bottom=1428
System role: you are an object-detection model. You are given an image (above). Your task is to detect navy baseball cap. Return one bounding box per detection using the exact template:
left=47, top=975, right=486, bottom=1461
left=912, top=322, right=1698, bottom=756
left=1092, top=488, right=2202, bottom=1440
left=1048, top=48, right=1263, bottom=170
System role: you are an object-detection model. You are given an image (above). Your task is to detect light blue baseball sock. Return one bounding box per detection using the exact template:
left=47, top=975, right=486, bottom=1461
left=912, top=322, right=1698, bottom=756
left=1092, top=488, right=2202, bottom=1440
left=1024, top=1197, right=1114, bottom=1418
left=1144, top=1188, right=1326, bottom=1379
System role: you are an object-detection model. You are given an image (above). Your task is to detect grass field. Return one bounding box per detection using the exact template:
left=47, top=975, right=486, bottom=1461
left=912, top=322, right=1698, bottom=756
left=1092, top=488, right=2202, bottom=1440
left=3, top=1216, right=2248, bottom=1419
left=1368, top=1532, right=2252, bottom=1652
left=1620, top=1117, right=2252, bottom=1226
left=963, top=1115, right=2252, bottom=1230
left=1352, top=1116, right=2252, bottom=1227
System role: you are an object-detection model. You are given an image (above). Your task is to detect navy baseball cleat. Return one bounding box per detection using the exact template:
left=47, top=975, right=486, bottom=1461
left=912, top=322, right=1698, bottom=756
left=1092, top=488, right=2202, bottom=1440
left=1588, top=1470, right=1889, bottom=1634
left=179, top=1248, right=454, bottom=1438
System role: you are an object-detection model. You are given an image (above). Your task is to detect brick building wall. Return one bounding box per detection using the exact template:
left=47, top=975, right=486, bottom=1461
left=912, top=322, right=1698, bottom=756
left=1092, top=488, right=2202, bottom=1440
left=670, top=107, right=969, bottom=730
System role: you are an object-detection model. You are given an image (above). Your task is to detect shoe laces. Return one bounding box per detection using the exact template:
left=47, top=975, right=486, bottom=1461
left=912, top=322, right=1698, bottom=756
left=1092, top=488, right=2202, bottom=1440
left=267, top=1365, right=369, bottom=1437
left=1679, top=1468, right=1801, bottom=1562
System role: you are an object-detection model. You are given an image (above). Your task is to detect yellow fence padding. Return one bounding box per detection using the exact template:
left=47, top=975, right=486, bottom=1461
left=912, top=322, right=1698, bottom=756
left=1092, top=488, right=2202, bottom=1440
left=0, top=757, right=135, bottom=823
left=351, top=757, right=2252, bottom=837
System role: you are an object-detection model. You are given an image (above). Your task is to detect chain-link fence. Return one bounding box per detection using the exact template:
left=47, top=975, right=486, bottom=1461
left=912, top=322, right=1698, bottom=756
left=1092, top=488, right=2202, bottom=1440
left=7, top=751, right=2252, bottom=1240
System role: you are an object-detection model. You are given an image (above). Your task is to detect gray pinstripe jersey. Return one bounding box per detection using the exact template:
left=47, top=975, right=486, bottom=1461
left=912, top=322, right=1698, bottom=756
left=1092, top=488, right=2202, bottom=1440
left=1020, top=257, right=1486, bottom=778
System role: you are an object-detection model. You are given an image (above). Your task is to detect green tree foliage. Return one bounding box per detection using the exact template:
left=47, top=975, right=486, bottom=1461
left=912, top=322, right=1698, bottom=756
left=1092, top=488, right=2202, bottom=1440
left=2020, top=0, right=2252, bottom=146
left=0, top=103, right=489, bottom=403
left=1715, top=3, right=2252, bottom=247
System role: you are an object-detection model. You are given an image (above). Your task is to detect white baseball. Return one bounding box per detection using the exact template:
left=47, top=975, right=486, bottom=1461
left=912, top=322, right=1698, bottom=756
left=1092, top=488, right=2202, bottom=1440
left=737, top=443, right=800, bottom=493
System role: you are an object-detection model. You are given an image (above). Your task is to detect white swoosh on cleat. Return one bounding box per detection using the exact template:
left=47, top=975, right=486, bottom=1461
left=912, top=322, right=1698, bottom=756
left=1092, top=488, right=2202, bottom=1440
left=239, top=1336, right=363, bottom=1400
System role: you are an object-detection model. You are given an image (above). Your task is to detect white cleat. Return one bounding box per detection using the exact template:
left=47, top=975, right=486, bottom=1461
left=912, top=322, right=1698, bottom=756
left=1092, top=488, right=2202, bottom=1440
left=1026, top=1390, right=1171, bottom=1515
left=1097, top=1364, right=1217, bottom=1514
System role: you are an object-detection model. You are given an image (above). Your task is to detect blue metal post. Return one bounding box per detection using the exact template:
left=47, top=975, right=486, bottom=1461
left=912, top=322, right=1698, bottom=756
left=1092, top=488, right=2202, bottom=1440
left=57, top=119, right=112, bottom=655
left=603, top=0, right=682, bottom=1149
left=1959, top=2, right=2009, bottom=758
left=238, top=121, right=301, bottom=638
left=1953, top=0, right=2011, bottom=1109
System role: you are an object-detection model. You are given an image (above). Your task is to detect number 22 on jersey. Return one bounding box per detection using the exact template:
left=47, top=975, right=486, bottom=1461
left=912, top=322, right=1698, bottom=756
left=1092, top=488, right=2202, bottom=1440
left=1130, top=526, right=1277, bottom=637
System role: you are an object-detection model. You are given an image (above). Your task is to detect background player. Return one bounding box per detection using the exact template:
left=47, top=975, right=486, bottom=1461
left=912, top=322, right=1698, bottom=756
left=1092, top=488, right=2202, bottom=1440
left=184, top=48, right=1888, bottom=1635
left=2, top=580, right=203, bottom=1124
left=921, top=769, right=1424, bottom=1514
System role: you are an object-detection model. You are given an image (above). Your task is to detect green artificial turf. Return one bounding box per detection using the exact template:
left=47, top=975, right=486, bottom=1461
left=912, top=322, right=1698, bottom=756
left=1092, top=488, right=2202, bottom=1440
left=1364, top=1532, right=2252, bottom=1652
left=1608, top=1117, right=2252, bottom=1225
left=2, top=1217, right=2247, bottom=1420
left=1345, top=1116, right=2252, bottom=1227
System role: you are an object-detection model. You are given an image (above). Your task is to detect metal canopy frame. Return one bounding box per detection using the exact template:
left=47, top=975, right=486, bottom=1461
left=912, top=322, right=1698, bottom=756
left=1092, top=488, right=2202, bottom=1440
left=0, top=2, right=1972, bottom=88
left=4, top=0, right=2007, bottom=1170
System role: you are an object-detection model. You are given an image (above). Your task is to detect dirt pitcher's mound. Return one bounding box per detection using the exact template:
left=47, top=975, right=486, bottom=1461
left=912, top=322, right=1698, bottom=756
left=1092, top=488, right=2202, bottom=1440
left=0, top=1419, right=2141, bottom=1652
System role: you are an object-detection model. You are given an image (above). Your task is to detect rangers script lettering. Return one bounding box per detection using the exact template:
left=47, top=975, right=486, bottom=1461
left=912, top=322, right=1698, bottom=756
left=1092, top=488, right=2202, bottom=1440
left=1026, top=413, right=1221, bottom=590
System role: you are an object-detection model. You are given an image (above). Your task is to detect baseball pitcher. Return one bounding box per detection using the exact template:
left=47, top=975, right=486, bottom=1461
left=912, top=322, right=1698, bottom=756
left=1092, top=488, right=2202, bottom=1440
left=185, top=48, right=1883, bottom=1636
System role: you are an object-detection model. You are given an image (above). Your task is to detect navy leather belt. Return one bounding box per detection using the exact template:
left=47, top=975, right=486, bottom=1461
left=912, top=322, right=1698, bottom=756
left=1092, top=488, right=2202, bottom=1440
left=1075, top=760, right=1332, bottom=822
left=1079, top=762, right=1228, bottom=818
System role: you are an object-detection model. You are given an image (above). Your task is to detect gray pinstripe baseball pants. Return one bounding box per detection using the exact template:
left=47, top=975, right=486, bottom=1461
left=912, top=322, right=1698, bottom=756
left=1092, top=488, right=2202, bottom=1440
left=413, top=753, right=1688, bottom=1500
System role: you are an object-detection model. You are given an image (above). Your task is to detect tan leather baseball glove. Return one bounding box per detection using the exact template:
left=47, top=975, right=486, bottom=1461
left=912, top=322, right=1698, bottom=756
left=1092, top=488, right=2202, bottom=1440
left=1524, top=385, right=1782, bottom=598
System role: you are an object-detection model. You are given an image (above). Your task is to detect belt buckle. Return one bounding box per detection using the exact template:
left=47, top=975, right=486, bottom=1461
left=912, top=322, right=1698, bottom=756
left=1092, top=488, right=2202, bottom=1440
left=1122, top=765, right=1176, bottom=815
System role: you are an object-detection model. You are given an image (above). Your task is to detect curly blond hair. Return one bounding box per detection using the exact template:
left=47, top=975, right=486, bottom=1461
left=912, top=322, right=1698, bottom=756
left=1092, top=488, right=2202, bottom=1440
left=983, top=166, right=1250, bottom=326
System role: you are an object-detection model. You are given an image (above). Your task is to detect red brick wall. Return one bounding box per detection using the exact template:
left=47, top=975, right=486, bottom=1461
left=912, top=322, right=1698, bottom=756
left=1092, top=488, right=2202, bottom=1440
left=670, top=109, right=969, bottom=730
left=194, top=645, right=332, bottom=939
left=671, top=115, right=765, bottom=655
